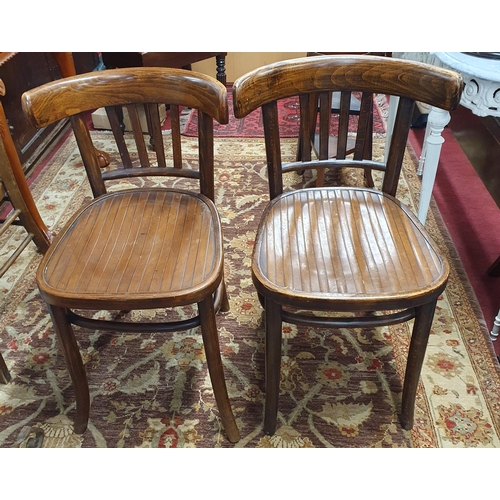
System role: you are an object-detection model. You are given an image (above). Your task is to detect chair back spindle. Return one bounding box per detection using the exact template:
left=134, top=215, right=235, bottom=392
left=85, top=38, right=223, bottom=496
left=22, top=67, right=228, bottom=201
left=234, top=55, right=463, bottom=200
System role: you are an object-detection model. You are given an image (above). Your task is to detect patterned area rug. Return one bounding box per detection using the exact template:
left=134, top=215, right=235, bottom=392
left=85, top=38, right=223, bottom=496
left=182, top=90, right=387, bottom=138
left=1, top=131, right=499, bottom=448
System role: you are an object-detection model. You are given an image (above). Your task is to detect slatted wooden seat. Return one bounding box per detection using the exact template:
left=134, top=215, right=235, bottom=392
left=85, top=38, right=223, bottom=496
left=232, top=55, right=463, bottom=435
left=22, top=67, right=240, bottom=442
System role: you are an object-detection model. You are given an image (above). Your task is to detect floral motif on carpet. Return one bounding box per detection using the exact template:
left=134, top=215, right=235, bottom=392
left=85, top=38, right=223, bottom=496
left=0, top=133, right=499, bottom=448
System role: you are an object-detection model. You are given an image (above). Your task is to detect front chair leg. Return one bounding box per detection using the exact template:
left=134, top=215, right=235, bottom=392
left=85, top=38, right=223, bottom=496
left=198, top=297, right=240, bottom=443
left=47, top=304, right=90, bottom=435
left=263, top=299, right=283, bottom=435
left=400, top=299, right=437, bottom=430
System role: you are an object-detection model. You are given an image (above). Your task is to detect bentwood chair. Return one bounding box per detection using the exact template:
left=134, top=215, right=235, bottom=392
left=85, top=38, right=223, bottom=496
left=0, top=139, right=51, bottom=384
left=1, top=68, right=52, bottom=384
left=22, top=67, right=240, bottom=442
left=232, top=55, right=463, bottom=435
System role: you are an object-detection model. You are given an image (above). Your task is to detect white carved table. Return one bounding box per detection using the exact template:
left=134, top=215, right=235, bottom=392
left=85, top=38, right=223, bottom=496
left=388, top=52, right=500, bottom=341
left=388, top=52, right=500, bottom=223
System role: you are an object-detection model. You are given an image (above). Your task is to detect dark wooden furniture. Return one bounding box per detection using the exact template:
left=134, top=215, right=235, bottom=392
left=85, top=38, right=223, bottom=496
left=101, top=52, right=227, bottom=85
left=232, top=55, right=463, bottom=435
left=0, top=86, right=52, bottom=257
left=0, top=52, right=99, bottom=170
left=22, top=67, right=240, bottom=443
left=0, top=130, right=50, bottom=383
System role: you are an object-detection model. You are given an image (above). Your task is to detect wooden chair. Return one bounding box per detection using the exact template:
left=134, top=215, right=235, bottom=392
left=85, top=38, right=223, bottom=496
left=0, top=138, right=51, bottom=384
left=0, top=79, right=52, bottom=261
left=21, top=67, right=240, bottom=442
left=1, top=73, right=52, bottom=384
left=232, top=55, right=463, bottom=435
left=0, top=124, right=51, bottom=269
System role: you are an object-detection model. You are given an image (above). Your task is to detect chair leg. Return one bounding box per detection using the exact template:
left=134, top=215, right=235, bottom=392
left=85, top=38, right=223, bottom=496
left=400, top=299, right=437, bottom=430
left=0, top=351, right=11, bottom=384
left=316, top=168, right=326, bottom=187
left=47, top=304, right=90, bottom=435
left=220, top=278, right=230, bottom=313
left=263, top=299, right=283, bottom=435
left=198, top=297, right=240, bottom=443
left=257, top=292, right=265, bottom=309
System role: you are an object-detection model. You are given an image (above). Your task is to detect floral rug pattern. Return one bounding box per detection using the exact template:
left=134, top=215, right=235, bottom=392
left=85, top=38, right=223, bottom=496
left=0, top=132, right=499, bottom=448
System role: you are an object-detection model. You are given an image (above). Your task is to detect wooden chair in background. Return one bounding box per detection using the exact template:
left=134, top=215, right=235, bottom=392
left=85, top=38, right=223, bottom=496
left=0, top=58, right=53, bottom=384
left=0, top=105, right=51, bottom=264
left=233, top=55, right=463, bottom=435
left=22, top=67, right=240, bottom=442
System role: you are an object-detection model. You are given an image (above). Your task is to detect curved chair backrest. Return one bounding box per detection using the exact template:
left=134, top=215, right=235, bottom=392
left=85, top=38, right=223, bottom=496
left=22, top=67, right=228, bottom=200
left=233, top=55, right=463, bottom=199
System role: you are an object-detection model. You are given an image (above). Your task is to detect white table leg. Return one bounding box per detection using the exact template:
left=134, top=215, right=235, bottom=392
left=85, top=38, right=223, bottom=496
left=386, top=99, right=449, bottom=224
left=491, top=309, right=500, bottom=341
left=384, top=95, right=398, bottom=163
left=417, top=106, right=451, bottom=224
left=416, top=115, right=432, bottom=176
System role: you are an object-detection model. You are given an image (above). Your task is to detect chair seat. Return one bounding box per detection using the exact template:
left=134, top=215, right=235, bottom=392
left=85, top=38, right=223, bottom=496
left=37, top=188, right=223, bottom=310
left=252, top=187, right=449, bottom=310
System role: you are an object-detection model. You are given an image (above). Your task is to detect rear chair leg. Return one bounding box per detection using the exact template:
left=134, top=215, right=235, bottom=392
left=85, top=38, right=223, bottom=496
left=0, top=352, right=11, bottom=384
left=220, top=278, right=230, bottom=313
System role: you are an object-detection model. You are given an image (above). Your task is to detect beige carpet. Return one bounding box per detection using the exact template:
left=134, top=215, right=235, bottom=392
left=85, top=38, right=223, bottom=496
left=1, top=131, right=499, bottom=447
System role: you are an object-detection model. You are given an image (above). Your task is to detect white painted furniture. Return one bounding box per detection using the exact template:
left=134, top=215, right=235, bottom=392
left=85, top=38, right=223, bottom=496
left=389, top=53, right=500, bottom=342
left=388, top=52, right=500, bottom=224
left=491, top=311, right=500, bottom=341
